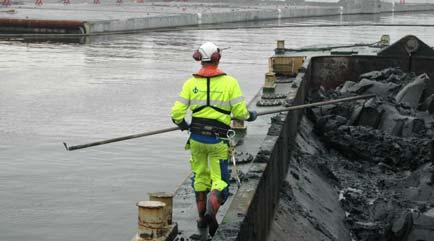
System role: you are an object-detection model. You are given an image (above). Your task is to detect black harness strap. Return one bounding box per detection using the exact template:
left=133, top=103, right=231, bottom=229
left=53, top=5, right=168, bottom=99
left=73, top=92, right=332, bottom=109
left=189, top=75, right=232, bottom=138
left=192, top=77, right=231, bottom=115
left=207, top=77, right=210, bottom=106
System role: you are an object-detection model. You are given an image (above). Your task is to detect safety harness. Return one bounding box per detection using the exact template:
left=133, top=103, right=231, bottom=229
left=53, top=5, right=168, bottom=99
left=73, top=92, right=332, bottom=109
left=189, top=67, right=232, bottom=138
left=191, top=77, right=231, bottom=116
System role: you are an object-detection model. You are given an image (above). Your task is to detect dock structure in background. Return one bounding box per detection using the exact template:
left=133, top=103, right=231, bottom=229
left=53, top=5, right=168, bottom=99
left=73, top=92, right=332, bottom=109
left=1, top=0, right=434, bottom=36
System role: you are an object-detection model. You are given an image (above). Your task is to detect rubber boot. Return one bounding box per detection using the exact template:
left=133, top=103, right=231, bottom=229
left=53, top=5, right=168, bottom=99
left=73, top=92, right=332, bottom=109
left=204, top=190, right=223, bottom=237
left=195, top=191, right=209, bottom=241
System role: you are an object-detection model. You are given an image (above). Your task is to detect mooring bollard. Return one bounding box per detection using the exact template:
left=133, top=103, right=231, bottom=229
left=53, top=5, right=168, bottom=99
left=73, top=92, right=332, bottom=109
left=275, top=40, right=285, bottom=55
left=148, top=192, right=174, bottom=226
left=136, top=201, right=166, bottom=240
left=277, top=40, right=285, bottom=50
left=263, top=72, right=277, bottom=93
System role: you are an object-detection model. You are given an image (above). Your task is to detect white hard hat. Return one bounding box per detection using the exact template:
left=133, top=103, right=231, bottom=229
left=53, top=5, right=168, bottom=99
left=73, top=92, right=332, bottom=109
left=197, top=42, right=220, bottom=62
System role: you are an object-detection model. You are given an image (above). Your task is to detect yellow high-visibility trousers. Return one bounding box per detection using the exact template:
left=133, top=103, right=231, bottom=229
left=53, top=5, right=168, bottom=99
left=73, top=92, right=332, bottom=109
left=189, top=139, right=230, bottom=199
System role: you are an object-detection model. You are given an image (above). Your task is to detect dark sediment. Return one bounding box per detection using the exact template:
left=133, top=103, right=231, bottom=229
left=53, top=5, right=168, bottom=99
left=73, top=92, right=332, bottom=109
left=269, top=68, right=434, bottom=241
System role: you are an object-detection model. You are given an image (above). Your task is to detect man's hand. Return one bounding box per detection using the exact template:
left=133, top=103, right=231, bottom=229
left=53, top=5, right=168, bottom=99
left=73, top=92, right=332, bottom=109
left=173, top=119, right=189, bottom=131
left=246, top=111, right=257, bottom=122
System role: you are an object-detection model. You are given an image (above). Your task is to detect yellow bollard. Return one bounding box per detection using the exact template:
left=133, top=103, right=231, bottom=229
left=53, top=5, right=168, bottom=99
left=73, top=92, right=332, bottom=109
left=275, top=40, right=286, bottom=55
left=263, top=72, right=277, bottom=93
left=136, top=201, right=166, bottom=240
left=148, top=192, right=174, bottom=226
left=380, top=35, right=390, bottom=47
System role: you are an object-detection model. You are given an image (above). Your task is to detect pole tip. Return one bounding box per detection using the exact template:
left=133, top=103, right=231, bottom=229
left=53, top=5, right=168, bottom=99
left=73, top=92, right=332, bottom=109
left=63, top=142, right=70, bottom=151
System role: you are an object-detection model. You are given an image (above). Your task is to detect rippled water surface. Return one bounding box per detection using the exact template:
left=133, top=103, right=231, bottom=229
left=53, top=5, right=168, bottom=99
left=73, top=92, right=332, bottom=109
left=1, top=12, right=434, bottom=241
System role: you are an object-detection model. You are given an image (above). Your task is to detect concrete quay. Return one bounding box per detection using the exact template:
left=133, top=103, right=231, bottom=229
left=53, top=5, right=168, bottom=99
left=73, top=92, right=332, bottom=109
left=1, top=0, right=434, bottom=35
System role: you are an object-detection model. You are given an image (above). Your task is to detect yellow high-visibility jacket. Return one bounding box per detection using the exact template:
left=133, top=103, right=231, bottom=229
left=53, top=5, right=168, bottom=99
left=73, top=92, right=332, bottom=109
left=171, top=67, right=249, bottom=127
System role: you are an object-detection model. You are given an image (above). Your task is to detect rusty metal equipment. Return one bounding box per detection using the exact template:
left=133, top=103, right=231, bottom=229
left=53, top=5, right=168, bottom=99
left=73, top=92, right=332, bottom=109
left=136, top=201, right=166, bottom=240
left=132, top=197, right=178, bottom=241
left=148, top=192, right=174, bottom=226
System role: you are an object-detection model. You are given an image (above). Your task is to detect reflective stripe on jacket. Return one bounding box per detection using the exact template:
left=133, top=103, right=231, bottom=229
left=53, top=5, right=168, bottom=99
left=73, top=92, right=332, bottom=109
left=171, top=74, right=249, bottom=126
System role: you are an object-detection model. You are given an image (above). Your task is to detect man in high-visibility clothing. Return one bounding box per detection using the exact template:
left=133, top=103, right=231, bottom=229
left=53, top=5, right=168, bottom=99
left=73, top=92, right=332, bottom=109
left=171, top=42, right=257, bottom=238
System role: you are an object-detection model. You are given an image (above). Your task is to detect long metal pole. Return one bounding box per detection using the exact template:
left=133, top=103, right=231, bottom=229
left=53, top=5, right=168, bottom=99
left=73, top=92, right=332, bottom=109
left=63, top=94, right=375, bottom=151
left=63, top=126, right=179, bottom=151
left=256, top=94, right=375, bottom=116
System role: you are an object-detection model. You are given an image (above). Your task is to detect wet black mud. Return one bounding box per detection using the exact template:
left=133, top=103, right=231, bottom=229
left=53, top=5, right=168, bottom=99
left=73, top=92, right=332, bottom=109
left=269, top=68, right=434, bottom=241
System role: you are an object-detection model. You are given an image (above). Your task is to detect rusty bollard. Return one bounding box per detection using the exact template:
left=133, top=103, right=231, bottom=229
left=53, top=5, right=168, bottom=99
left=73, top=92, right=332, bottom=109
left=136, top=201, right=166, bottom=240
left=148, top=192, right=174, bottom=226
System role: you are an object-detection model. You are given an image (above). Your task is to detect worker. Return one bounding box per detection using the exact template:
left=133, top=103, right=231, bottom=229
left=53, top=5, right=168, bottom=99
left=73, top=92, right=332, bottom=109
left=171, top=42, right=257, bottom=238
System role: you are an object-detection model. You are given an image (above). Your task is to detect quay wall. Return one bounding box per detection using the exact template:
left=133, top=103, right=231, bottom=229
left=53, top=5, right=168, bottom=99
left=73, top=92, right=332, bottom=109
left=344, top=0, right=434, bottom=14
left=85, top=14, right=198, bottom=34
left=87, top=7, right=342, bottom=33
left=86, top=1, right=434, bottom=34
left=2, top=0, right=434, bottom=35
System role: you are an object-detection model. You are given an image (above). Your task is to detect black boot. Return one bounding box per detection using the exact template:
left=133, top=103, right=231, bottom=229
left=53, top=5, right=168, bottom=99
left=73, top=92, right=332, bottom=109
left=204, top=190, right=223, bottom=237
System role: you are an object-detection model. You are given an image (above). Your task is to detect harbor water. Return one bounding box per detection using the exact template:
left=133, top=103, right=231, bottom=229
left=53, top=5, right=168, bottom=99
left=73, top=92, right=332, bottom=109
left=1, top=12, right=434, bottom=241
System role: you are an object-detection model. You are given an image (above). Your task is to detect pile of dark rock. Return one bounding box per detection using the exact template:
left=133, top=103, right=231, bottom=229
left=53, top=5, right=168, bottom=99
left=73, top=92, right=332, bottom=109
left=307, top=68, right=434, bottom=241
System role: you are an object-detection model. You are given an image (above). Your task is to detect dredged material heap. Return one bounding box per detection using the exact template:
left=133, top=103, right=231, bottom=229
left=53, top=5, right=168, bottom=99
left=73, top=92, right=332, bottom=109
left=306, top=68, right=434, bottom=241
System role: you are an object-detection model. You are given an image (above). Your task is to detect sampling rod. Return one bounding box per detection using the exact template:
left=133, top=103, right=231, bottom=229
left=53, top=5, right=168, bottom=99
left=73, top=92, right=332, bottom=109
left=256, top=93, right=375, bottom=116
left=63, top=126, right=179, bottom=151
left=63, top=94, right=375, bottom=151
